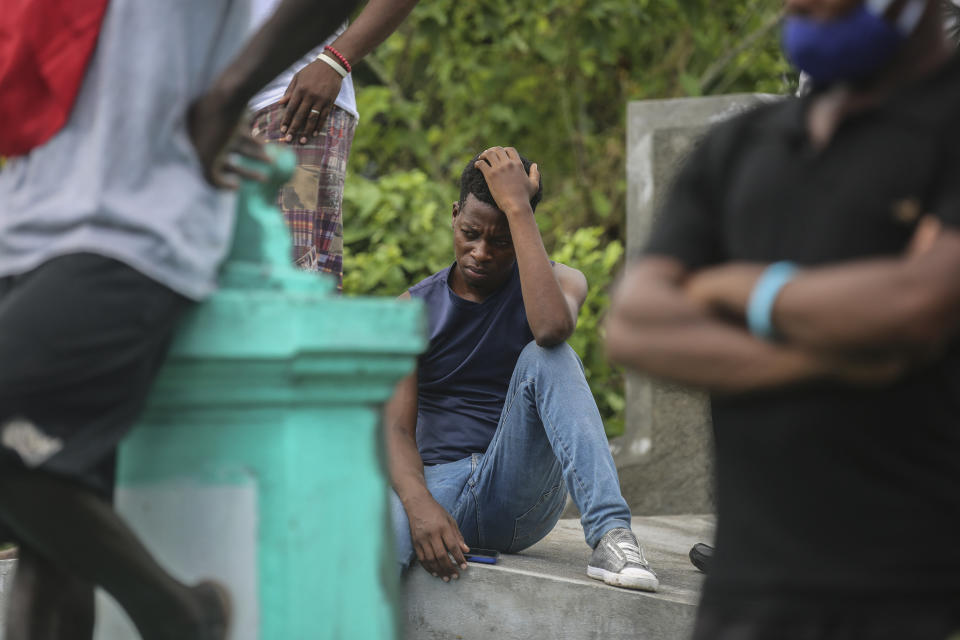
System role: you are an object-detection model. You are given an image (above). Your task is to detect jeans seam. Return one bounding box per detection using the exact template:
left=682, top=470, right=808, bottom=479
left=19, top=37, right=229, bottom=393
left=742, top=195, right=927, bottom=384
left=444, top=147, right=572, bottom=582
left=470, top=484, right=481, bottom=545
left=501, top=376, right=534, bottom=422
left=472, top=377, right=534, bottom=483
left=539, top=387, right=588, bottom=499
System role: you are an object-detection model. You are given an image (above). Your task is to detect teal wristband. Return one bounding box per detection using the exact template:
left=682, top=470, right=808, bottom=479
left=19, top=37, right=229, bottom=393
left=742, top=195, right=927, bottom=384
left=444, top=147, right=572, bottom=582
left=746, top=261, right=798, bottom=340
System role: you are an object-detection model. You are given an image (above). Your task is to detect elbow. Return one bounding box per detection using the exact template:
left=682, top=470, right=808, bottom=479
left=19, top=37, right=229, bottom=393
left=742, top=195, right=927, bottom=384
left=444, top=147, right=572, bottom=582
left=897, top=288, right=959, bottom=351
left=533, top=328, right=571, bottom=348
left=532, top=319, right=576, bottom=348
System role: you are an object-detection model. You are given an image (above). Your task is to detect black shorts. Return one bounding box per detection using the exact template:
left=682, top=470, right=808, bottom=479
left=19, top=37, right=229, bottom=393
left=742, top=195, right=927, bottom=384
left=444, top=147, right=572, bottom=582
left=0, top=253, right=190, bottom=502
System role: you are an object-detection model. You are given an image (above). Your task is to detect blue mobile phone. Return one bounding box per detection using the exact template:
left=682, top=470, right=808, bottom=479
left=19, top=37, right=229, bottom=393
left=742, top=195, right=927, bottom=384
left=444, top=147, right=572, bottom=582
left=464, top=548, right=500, bottom=564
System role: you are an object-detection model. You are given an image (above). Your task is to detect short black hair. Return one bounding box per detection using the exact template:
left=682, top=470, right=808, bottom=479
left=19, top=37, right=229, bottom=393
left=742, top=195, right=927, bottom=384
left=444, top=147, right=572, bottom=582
left=458, top=151, right=543, bottom=212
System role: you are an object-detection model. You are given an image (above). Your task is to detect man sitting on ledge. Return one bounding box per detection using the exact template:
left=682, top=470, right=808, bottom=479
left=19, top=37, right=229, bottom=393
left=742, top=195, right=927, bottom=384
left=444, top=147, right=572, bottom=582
left=385, top=146, right=658, bottom=591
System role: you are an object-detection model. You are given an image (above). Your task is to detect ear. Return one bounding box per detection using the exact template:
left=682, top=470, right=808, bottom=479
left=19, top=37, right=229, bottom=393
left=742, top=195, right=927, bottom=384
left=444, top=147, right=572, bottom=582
left=451, top=201, right=460, bottom=227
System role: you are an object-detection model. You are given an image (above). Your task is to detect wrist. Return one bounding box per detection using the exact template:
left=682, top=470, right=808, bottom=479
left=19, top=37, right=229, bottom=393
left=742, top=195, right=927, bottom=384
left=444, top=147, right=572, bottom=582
left=398, top=485, right=433, bottom=509
left=502, top=201, right=535, bottom=219
left=316, top=52, right=348, bottom=79
left=308, top=57, right=346, bottom=81
left=323, top=44, right=352, bottom=74
left=746, top=261, right=799, bottom=340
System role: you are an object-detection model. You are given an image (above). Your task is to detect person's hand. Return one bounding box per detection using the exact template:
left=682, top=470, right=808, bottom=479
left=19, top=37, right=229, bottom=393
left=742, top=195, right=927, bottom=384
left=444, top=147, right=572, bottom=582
left=823, top=353, right=911, bottom=386
left=473, top=146, right=540, bottom=216
left=907, top=215, right=942, bottom=257
left=404, top=495, right=469, bottom=582
left=279, top=60, right=344, bottom=145
left=188, top=91, right=270, bottom=189
left=684, top=263, right=766, bottom=319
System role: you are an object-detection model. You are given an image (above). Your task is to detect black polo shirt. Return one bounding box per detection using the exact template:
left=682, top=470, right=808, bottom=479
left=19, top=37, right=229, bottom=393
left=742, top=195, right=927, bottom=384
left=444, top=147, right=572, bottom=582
left=647, top=54, right=960, bottom=609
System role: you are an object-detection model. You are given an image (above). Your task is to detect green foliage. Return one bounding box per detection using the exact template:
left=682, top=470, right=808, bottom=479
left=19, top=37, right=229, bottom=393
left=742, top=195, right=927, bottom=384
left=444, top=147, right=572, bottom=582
left=344, top=0, right=791, bottom=433
left=551, top=228, right=626, bottom=437
left=342, top=170, right=455, bottom=295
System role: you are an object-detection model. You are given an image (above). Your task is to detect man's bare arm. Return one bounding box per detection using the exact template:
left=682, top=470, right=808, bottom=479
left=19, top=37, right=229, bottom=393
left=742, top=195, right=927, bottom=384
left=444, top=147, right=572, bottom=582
left=384, top=371, right=428, bottom=510
left=385, top=293, right=469, bottom=581
left=474, top=147, right=581, bottom=346
left=684, top=225, right=960, bottom=353
left=773, top=229, right=960, bottom=352
left=281, top=0, right=420, bottom=142
left=606, top=258, right=903, bottom=392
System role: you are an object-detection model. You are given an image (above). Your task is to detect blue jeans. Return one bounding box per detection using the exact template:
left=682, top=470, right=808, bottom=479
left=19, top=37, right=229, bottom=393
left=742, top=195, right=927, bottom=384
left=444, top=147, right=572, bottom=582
left=390, top=341, right=632, bottom=570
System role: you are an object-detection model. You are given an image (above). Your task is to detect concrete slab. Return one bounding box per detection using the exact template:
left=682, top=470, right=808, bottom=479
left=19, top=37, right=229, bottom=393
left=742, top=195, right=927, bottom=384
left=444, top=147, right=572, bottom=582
left=0, top=558, right=14, bottom=635
left=404, top=514, right=714, bottom=640
left=619, top=95, right=782, bottom=517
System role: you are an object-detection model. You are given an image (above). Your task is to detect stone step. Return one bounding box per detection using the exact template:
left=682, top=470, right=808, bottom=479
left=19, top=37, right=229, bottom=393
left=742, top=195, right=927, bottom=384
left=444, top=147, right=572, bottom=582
left=0, top=515, right=713, bottom=639
left=404, top=514, right=714, bottom=640
left=0, top=558, right=14, bottom=634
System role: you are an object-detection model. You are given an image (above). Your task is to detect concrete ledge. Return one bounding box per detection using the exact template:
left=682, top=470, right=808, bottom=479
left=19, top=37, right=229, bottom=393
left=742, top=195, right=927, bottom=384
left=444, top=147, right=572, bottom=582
left=404, top=515, right=713, bottom=640
left=0, top=558, right=14, bottom=631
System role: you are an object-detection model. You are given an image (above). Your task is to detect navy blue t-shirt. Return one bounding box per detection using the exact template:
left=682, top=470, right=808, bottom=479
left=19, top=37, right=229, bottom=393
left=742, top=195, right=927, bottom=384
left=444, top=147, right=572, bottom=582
left=408, top=262, right=533, bottom=465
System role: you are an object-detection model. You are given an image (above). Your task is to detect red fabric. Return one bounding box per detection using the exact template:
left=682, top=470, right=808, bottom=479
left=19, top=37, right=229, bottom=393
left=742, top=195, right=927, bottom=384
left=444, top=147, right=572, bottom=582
left=0, top=0, right=110, bottom=156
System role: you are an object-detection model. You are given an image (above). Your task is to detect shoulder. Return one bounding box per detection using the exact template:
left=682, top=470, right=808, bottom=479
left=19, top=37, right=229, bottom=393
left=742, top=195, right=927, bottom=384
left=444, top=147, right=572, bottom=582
left=552, top=262, right=586, bottom=286
left=552, top=262, right=588, bottom=301
left=408, top=266, right=451, bottom=299
left=664, top=97, right=793, bottom=205
left=693, top=98, right=792, bottom=164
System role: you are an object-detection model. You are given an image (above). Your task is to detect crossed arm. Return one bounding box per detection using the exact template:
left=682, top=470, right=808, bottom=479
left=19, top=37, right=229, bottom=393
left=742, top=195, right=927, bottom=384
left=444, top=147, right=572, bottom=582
left=605, top=257, right=840, bottom=393
left=606, top=223, right=960, bottom=393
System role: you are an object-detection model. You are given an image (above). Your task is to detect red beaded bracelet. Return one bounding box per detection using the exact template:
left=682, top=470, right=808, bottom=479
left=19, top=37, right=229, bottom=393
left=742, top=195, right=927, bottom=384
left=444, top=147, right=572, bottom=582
left=323, top=45, right=352, bottom=74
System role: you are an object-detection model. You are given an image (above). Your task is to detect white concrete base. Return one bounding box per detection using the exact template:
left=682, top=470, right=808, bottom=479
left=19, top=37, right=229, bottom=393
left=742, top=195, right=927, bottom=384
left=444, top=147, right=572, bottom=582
left=94, top=483, right=259, bottom=640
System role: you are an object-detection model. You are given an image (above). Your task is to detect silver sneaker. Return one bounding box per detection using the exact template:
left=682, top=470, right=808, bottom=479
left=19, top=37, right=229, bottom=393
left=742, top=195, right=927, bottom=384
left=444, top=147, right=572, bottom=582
left=587, top=528, right=659, bottom=591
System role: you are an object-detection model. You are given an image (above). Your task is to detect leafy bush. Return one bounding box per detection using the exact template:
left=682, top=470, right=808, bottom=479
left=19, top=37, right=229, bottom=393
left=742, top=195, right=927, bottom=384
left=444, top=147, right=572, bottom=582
left=552, top=227, right=626, bottom=436
left=342, top=170, right=455, bottom=296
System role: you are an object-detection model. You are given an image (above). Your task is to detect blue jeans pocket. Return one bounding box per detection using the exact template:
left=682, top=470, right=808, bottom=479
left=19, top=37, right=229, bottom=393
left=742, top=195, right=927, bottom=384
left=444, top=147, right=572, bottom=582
left=508, top=482, right=568, bottom=552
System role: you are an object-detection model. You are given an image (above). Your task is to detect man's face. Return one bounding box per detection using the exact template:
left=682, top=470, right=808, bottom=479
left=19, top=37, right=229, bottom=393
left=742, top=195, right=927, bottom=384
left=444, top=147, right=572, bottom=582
left=450, top=194, right=516, bottom=295
left=784, top=0, right=864, bottom=20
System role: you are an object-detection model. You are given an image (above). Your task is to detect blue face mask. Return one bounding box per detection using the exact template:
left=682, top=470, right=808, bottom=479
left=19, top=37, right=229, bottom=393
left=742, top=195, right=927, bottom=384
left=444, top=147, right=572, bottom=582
left=783, top=0, right=927, bottom=86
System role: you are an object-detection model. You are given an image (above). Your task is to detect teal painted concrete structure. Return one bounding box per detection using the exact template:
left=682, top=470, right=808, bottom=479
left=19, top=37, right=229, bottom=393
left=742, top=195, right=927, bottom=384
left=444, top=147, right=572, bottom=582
left=102, top=148, right=426, bottom=639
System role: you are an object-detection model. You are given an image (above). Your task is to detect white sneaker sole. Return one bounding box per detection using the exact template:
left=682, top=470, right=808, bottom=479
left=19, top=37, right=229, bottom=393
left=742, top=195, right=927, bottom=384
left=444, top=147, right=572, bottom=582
left=587, top=565, right=659, bottom=592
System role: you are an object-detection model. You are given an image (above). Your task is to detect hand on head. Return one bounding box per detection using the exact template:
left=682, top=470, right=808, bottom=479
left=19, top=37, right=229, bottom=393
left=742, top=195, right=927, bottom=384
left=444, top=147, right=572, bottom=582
left=473, top=146, right=541, bottom=215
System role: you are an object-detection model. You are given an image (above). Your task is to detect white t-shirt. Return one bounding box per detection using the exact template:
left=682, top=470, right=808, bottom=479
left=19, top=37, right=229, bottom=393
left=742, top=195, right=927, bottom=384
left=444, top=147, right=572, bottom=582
left=0, top=0, right=250, bottom=300
left=247, top=0, right=358, bottom=118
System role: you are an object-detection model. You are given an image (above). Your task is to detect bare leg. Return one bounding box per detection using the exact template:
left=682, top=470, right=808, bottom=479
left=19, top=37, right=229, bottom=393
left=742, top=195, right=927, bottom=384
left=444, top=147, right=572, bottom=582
left=54, top=568, right=95, bottom=640
left=0, top=468, right=227, bottom=640
left=6, top=547, right=61, bottom=640
left=4, top=546, right=94, bottom=640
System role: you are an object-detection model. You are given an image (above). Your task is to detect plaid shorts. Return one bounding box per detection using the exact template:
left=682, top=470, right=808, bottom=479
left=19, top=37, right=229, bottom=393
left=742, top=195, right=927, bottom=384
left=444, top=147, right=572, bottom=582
left=251, top=103, right=357, bottom=290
